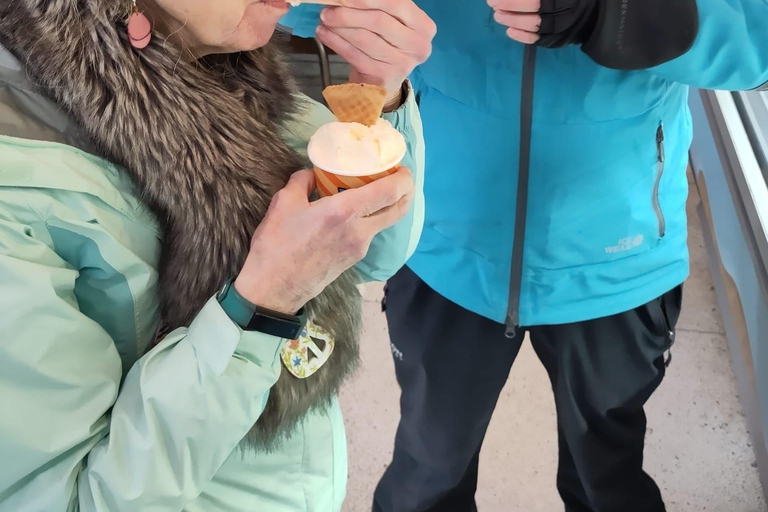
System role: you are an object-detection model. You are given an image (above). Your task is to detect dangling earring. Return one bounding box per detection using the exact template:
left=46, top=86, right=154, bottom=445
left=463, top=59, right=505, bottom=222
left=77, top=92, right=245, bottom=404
left=127, top=0, right=152, bottom=49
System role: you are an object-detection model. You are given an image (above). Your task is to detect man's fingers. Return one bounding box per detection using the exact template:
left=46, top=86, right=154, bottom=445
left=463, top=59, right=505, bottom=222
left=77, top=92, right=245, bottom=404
left=506, top=26, right=541, bottom=44
left=488, top=0, right=543, bottom=44
left=487, top=0, right=541, bottom=13
left=493, top=10, right=541, bottom=32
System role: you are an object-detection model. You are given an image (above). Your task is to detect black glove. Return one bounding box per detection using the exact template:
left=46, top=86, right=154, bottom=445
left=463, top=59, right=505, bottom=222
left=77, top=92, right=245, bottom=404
left=536, top=0, right=700, bottom=70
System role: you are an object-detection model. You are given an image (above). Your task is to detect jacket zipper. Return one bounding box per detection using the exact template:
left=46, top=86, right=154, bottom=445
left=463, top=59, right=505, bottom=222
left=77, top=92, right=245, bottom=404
left=505, top=45, right=538, bottom=338
left=653, top=124, right=666, bottom=238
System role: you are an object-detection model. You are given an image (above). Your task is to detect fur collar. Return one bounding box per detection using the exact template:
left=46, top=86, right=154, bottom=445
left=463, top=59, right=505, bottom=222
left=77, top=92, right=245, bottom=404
left=0, top=0, right=361, bottom=449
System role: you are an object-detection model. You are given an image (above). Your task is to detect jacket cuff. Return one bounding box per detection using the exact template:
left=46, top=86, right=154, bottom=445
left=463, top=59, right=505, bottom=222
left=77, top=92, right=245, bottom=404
left=382, top=80, right=416, bottom=136
left=186, top=297, right=284, bottom=376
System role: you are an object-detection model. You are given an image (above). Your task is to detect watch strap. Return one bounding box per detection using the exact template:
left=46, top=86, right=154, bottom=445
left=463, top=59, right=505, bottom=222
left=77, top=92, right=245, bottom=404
left=218, top=280, right=259, bottom=329
left=218, top=279, right=306, bottom=339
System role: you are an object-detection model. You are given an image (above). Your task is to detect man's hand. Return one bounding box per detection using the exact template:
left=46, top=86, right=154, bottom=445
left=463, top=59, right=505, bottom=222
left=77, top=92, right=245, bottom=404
left=487, top=0, right=597, bottom=48
left=487, top=0, right=699, bottom=71
left=316, top=0, right=436, bottom=109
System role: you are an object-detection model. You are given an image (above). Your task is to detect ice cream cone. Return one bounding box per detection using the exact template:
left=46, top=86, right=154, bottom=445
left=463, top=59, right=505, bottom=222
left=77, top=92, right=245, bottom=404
left=310, top=83, right=404, bottom=197
left=322, top=83, right=388, bottom=127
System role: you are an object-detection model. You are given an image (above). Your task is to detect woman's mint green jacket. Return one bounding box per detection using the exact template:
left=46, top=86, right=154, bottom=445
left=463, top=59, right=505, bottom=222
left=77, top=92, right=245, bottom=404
left=0, top=46, right=424, bottom=512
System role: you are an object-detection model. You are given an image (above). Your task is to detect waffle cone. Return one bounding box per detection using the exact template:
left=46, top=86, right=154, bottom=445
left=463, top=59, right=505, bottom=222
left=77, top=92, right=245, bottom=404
left=322, top=83, right=388, bottom=127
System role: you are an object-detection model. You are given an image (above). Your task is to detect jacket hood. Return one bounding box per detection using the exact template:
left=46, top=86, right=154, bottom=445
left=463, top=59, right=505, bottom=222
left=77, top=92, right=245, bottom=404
left=0, top=0, right=361, bottom=450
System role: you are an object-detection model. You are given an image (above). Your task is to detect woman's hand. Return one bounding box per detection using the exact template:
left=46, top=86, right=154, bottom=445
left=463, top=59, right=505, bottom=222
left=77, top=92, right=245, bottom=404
left=234, top=168, right=415, bottom=315
left=315, top=0, right=436, bottom=109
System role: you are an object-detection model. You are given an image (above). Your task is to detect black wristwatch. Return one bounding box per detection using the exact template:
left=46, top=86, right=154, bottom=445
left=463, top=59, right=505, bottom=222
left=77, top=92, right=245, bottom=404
left=217, top=279, right=307, bottom=339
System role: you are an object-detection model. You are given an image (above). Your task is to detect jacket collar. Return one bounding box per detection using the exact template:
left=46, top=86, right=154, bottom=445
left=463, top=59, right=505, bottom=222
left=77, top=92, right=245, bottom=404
left=0, top=43, right=97, bottom=153
left=0, top=44, right=20, bottom=72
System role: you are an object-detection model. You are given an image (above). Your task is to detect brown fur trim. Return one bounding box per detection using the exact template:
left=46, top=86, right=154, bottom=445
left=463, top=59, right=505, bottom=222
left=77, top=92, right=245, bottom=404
left=0, top=0, right=361, bottom=449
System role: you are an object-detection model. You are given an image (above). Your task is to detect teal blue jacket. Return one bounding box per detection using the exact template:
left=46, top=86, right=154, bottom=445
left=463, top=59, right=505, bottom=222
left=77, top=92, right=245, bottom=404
left=282, top=0, right=768, bottom=326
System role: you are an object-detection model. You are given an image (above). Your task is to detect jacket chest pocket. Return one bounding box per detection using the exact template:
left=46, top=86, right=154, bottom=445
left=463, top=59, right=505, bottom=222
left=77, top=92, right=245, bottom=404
left=526, top=123, right=671, bottom=271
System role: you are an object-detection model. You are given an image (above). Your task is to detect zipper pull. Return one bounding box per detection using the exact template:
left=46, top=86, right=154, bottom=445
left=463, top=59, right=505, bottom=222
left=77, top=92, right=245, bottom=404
left=656, top=125, right=665, bottom=164
left=505, top=316, right=518, bottom=339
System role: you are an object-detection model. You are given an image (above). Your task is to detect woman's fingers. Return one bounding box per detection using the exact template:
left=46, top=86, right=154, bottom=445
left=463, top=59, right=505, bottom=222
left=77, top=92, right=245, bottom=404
left=316, top=25, right=399, bottom=83
left=321, top=7, right=423, bottom=54
left=361, top=189, right=415, bottom=232
left=322, top=26, right=401, bottom=65
left=286, top=169, right=317, bottom=198
left=336, top=0, right=436, bottom=35
left=331, top=167, right=414, bottom=219
left=270, top=169, right=315, bottom=212
left=317, top=0, right=435, bottom=100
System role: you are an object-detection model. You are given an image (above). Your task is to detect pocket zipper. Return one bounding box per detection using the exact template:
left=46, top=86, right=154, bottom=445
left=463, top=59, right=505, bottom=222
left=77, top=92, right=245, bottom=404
left=653, top=124, right=666, bottom=238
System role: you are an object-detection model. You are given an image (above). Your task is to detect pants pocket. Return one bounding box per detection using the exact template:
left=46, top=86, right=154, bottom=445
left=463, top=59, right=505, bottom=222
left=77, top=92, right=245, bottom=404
left=650, top=285, right=684, bottom=367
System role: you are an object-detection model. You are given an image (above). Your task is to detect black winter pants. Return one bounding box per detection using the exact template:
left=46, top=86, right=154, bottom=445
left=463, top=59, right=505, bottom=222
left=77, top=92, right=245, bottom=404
left=373, top=266, right=682, bottom=512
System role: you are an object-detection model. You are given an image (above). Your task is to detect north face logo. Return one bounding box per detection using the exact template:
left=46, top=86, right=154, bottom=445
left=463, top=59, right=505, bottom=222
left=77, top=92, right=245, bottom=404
left=390, top=342, right=404, bottom=361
